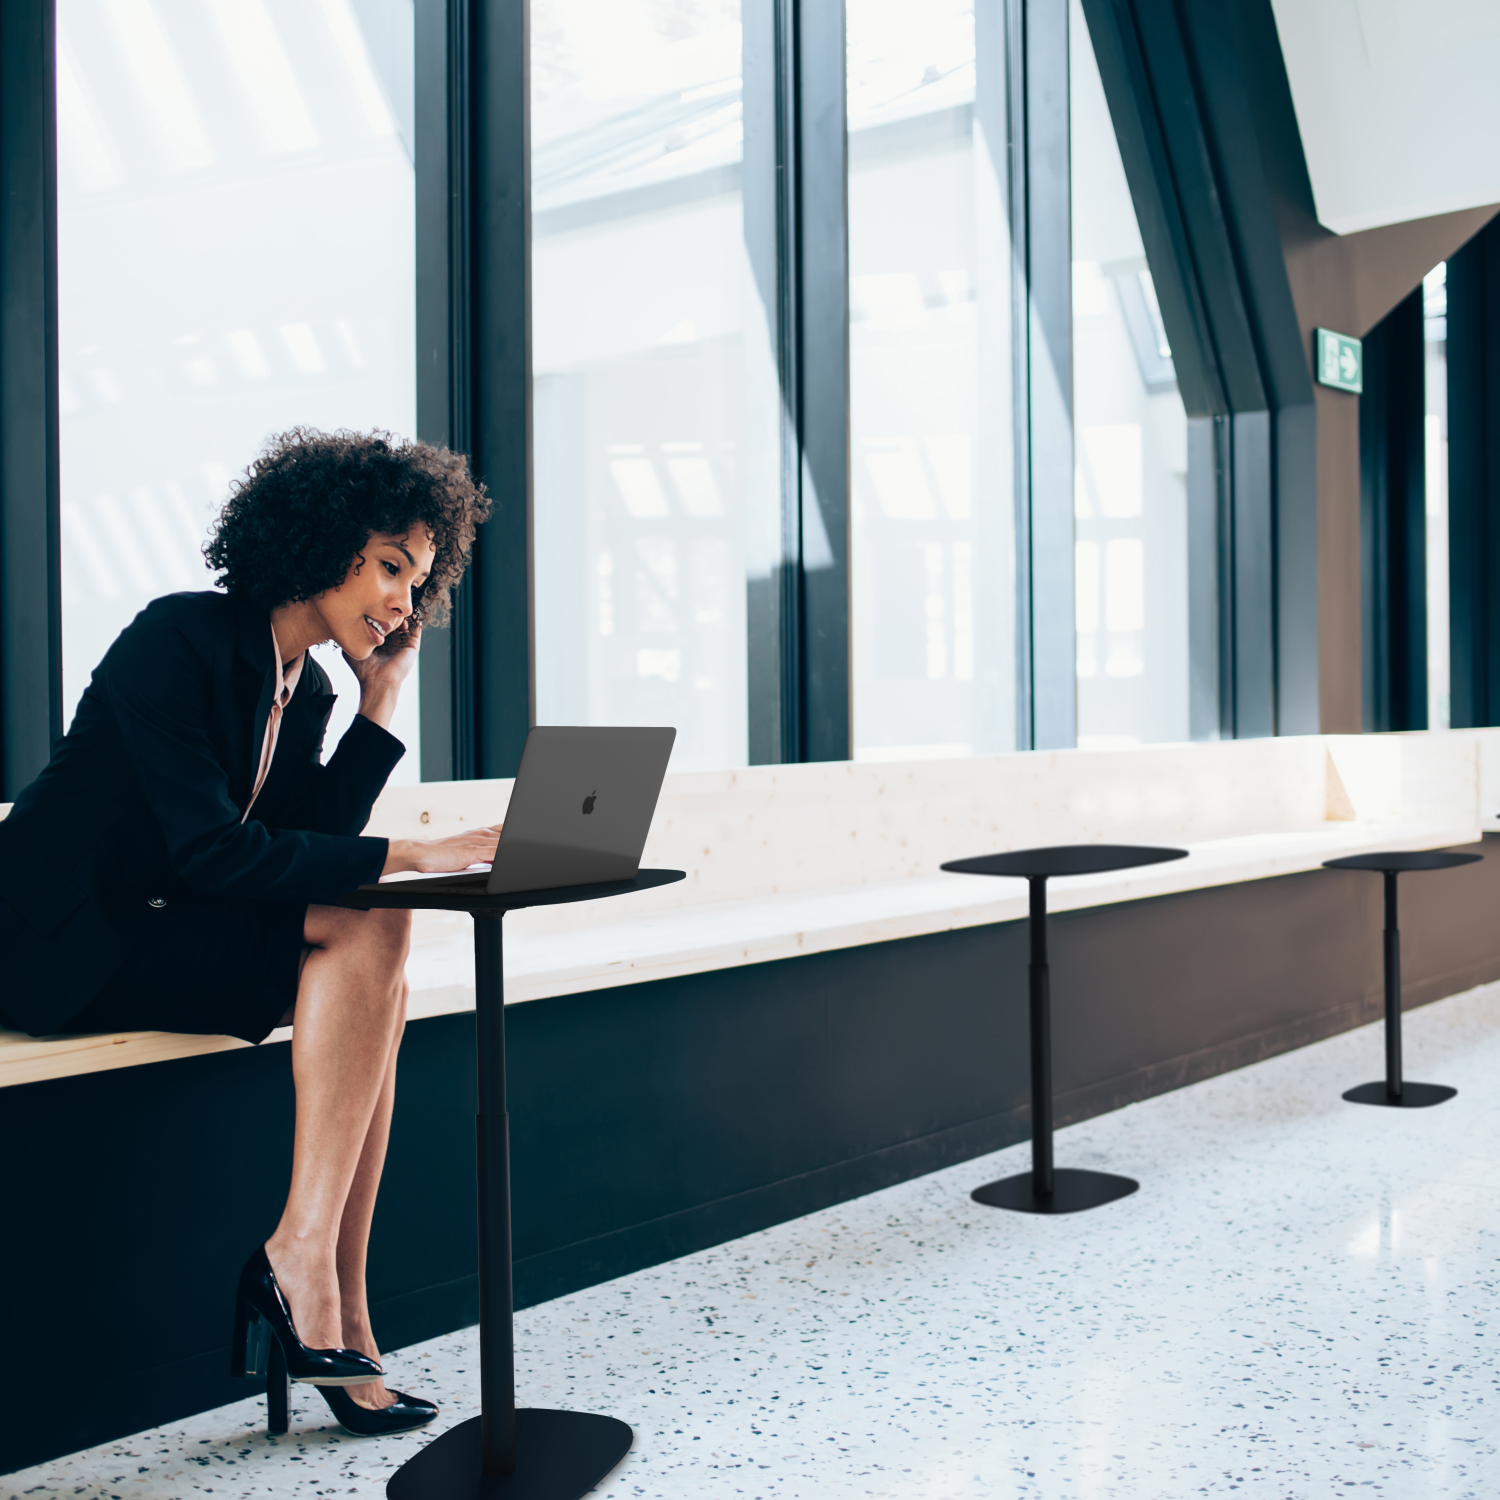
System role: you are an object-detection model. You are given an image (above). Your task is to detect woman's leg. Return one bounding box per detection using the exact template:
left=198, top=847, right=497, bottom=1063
left=334, top=990, right=408, bottom=1409
left=264, top=904, right=411, bottom=1354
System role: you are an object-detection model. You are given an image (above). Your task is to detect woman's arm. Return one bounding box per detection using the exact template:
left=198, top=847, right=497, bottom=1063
left=292, top=619, right=420, bottom=842
left=107, top=615, right=393, bottom=901
left=314, top=623, right=503, bottom=875
left=290, top=618, right=413, bottom=840
left=348, top=615, right=418, bottom=731
left=383, top=825, right=502, bottom=876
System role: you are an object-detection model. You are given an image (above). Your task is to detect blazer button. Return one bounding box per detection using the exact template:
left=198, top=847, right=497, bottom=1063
left=147, top=896, right=167, bottom=909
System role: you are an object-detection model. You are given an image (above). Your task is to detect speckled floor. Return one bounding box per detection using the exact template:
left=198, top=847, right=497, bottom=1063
left=10, top=981, right=1500, bottom=1500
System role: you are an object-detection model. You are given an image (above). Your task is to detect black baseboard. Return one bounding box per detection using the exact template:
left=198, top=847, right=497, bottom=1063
left=513, top=1105, right=1030, bottom=1308
left=507, top=975, right=1443, bottom=1309
left=372, top=1271, right=482, bottom=1350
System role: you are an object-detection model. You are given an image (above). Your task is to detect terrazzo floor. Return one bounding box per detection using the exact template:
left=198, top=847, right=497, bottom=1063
left=11, top=981, right=1500, bottom=1500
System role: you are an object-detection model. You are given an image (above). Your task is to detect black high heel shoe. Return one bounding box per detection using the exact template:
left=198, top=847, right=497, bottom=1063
left=319, top=1383, right=439, bottom=1436
left=259, top=1346, right=438, bottom=1437
left=229, top=1246, right=384, bottom=1390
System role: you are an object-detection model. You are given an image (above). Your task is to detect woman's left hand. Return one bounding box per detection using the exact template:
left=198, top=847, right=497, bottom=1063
left=349, top=619, right=420, bottom=729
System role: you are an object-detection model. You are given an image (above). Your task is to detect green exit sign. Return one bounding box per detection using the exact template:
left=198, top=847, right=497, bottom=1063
left=1315, top=328, right=1363, bottom=393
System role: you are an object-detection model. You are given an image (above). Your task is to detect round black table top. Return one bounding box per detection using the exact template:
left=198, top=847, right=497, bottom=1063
left=338, top=867, right=686, bottom=914
left=1323, top=850, right=1483, bottom=874
left=941, top=844, right=1189, bottom=880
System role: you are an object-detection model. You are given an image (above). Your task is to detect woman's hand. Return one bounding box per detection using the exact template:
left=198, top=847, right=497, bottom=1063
left=382, top=824, right=502, bottom=877
left=349, top=619, right=421, bottom=731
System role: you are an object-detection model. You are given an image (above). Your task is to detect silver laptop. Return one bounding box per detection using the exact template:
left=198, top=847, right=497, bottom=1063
left=369, top=726, right=676, bottom=896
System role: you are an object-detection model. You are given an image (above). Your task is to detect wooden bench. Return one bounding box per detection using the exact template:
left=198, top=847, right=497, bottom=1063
left=5, top=727, right=1497, bottom=1089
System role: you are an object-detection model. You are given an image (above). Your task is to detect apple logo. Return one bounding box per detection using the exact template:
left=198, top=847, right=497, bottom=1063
left=581, top=790, right=597, bottom=815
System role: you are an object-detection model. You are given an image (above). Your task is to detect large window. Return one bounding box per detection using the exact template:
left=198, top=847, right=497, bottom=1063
left=846, top=0, right=1017, bottom=761
left=56, top=0, right=418, bottom=774
left=1070, top=0, right=1189, bottom=748
left=529, top=0, right=780, bottom=774
left=42, top=2, right=1250, bottom=790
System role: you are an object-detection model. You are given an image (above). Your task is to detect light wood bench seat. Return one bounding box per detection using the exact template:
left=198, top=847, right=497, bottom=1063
left=4, top=728, right=1497, bottom=1089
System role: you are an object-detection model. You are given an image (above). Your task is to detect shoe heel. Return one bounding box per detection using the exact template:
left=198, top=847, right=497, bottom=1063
left=230, top=1302, right=271, bottom=1381
left=230, top=1293, right=251, bottom=1379
left=246, top=1308, right=271, bottom=1379
left=266, top=1338, right=290, bottom=1436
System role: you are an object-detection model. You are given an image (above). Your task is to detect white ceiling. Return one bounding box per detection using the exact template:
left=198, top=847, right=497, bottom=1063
left=1270, top=0, right=1500, bottom=234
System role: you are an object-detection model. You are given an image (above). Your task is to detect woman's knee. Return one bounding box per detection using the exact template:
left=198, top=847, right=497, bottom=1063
left=304, top=903, right=411, bottom=971
left=311, top=902, right=409, bottom=946
left=359, top=911, right=411, bottom=996
left=366, top=905, right=412, bottom=959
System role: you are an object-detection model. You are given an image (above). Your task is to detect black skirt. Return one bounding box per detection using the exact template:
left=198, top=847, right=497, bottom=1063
left=59, top=891, right=309, bottom=1045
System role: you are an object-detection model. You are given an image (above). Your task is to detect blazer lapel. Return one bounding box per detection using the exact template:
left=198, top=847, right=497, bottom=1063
left=251, top=657, right=339, bottom=814
left=233, top=600, right=278, bottom=809
left=276, top=670, right=338, bottom=774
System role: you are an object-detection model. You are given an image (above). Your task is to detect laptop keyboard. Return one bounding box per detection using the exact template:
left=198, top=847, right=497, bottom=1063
left=359, top=870, right=491, bottom=894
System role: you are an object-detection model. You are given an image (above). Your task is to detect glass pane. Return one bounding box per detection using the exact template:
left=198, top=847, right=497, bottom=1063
left=1070, top=0, right=1189, bottom=748
left=56, top=0, right=418, bottom=775
left=847, top=0, right=1017, bottom=761
left=1424, top=262, right=1450, bottom=730
left=530, top=1, right=778, bottom=773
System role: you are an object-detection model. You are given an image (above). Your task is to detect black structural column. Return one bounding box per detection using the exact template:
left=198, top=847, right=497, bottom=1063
left=1359, top=289, right=1428, bottom=732
left=343, top=870, right=684, bottom=1500
left=1078, top=0, right=1321, bottom=740
left=743, top=0, right=850, bottom=766
left=942, top=843, right=1186, bottom=1213
left=1323, top=850, right=1481, bottom=1108
left=742, top=0, right=793, bottom=766
left=796, top=0, right=851, bottom=764
left=1447, top=216, right=1500, bottom=728
left=1010, top=0, right=1076, bottom=752
left=416, top=0, right=533, bottom=781
left=0, top=0, right=63, bottom=798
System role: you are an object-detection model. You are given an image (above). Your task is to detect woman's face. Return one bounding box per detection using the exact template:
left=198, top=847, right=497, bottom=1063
left=315, top=526, right=437, bottom=659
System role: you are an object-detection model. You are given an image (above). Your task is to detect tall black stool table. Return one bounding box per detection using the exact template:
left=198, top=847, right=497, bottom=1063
left=941, top=844, right=1187, bottom=1214
left=1322, top=849, right=1482, bottom=1108
left=340, top=869, right=685, bottom=1500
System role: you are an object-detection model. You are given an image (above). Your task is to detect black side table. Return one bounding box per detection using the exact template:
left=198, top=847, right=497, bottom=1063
left=941, top=844, right=1187, bottom=1214
left=1322, top=850, right=1482, bottom=1108
left=340, top=869, right=685, bottom=1500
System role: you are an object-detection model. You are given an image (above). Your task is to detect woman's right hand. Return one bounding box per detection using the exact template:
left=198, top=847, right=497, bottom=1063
left=382, top=825, right=502, bottom=877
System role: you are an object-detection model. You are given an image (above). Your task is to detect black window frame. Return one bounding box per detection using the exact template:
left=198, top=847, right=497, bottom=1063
left=3, top=0, right=1358, bottom=799
left=0, top=4, right=62, bottom=800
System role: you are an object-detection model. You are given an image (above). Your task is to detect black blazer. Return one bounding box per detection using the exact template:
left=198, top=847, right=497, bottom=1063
left=0, top=591, right=404, bottom=1035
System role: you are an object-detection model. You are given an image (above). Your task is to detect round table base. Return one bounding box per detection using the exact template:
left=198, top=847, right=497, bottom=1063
left=1342, top=1080, right=1457, bottom=1109
left=972, top=1167, right=1139, bottom=1215
left=387, top=1410, right=633, bottom=1500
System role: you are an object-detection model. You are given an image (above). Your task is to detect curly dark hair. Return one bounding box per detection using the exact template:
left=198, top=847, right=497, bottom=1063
left=204, top=428, right=491, bottom=627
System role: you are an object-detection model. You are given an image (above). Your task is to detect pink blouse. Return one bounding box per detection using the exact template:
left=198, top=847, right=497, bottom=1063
left=242, top=623, right=304, bottom=822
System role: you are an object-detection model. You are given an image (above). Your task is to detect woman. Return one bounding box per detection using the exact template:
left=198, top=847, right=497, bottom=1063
left=0, top=428, right=498, bottom=1435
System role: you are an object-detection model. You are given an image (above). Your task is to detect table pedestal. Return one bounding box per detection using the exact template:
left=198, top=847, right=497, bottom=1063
left=341, top=872, right=684, bottom=1500
left=387, top=911, right=631, bottom=1500
left=970, top=876, right=1138, bottom=1216
left=1340, top=869, right=1456, bottom=1110
left=388, top=1411, right=631, bottom=1500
